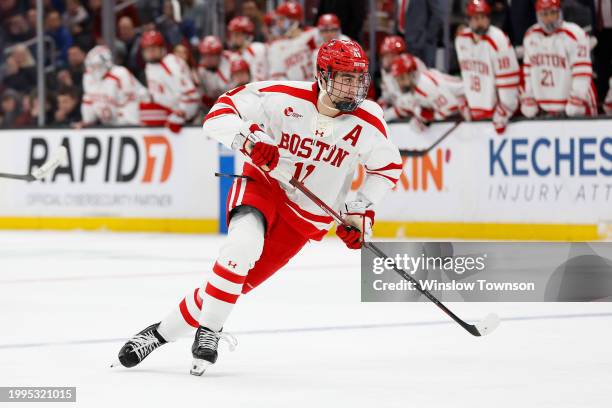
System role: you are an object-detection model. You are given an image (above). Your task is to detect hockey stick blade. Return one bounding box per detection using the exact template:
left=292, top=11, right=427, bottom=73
left=472, top=313, right=500, bottom=336
left=31, top=146, right=68, bottom=180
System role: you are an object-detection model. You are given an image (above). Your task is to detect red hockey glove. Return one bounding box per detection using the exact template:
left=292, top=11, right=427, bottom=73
left=239, top=123, right=280, bottom=172
left=336, top=201, right=375, bottom=250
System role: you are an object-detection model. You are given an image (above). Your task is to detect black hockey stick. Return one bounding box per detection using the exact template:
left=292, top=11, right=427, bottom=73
left=0, top=147, right=67, bottom=182
left=400, top=120, right=461, bottom=157
left=271, top=167, right=499, bottom=337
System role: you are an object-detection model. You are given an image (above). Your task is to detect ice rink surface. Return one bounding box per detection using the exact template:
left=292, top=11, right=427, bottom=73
left=0, top=231, right=611, bottom=408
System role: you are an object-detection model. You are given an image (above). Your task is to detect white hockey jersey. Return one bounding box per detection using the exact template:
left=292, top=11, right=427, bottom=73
left=202, top=81, right=402, bottom=239
left=380, top=56, right=427, bottom=114
left=81, top=65, right=147, bottom=125
left=455, top=25, right=520, bottom=119
left=198, top=51, right=235, bottom=110
left=384, top=69, right=465, bottom=122
left=145, top=53, right=200, bottom=121
left=522, top=21, right=597, bottom=116
left=268, top=29, right=319, bottom=81
left=234, top=42, right=268, bottom=82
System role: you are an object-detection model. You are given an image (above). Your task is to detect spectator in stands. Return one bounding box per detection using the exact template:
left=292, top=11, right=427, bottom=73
left=5, top=14, right=34, bottom=46
left=242, top=0, right=266, bottom=42
left=117, top=16, right=144, bottom=81
left=45, top=10, right=73, bottom=67
left=53, top=86, right=81, bottom=125
left=64, top=0, right=94, bottom=50
left=2, top=45, right=37, bottom=94
left=63, top=0, right=89, bottom=30
left=0, top=89, right=26, bottom=128
left=403, top=0, right=449, bottom=67
left=157, top=0, right=187, bottom=47
left=66, top=45, right=86, bottom=92
left=181, top=0, right=214, bottom=38
left=316, top=0, right=367, bottom=41
left=0, top=0, right=26, bottom=26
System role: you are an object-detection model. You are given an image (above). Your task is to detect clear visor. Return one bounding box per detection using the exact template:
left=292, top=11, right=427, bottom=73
left=323, top=70, right=371, bottom=112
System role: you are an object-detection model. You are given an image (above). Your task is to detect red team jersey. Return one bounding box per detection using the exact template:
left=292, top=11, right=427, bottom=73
left=202, top=81, right=402, bottom=239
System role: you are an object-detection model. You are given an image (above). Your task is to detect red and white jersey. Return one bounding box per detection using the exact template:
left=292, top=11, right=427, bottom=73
left=202, top=81, right=402, bottom=238
left=455, top=25, right=520, bottom=119
left=522, top=21, right=597, bottom=115
left=145, top=53, right=200, bottom=120
left=82, top=65, right=147, bottom=125
left=268, top=29, right=319, bottom=81
left=379, top=56, right=427, bottom=108
left=235, top=42, right=268, bottom=82
left=198, top=51, right=234, bottom=110
left=386, top=69, right=465, bottom=122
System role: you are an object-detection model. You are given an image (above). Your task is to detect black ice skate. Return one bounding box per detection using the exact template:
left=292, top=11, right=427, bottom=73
left=112, top=322, right=168, bottom=368
left=190, top=326, right=237, bottom=376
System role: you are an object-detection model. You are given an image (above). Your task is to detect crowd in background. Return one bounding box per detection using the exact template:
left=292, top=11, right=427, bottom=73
left=0, top=0, right=611, bottom=128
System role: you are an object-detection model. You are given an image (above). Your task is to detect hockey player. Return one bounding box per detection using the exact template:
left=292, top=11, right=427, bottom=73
left=230, top=58, right=251, bottom=87
left=267, top=1, right=318, bottom=81
left=521, top=0, right=598, bottom=118
left=387, top=53, right=467, bottom=131
left=455, top=0, right=520, bottom=134
left=227, top=16, right=268, bottom=82
left=139, top=31, right=199, bottom=133
left=378, top=36, right=427, bottom=120
left=114, top=39, right=402, bottom=375
left=80, top=45, right=147, bottom=126
left=197, top=35, right=235, bottom=111
left=311, top=14, right=351, bottom=75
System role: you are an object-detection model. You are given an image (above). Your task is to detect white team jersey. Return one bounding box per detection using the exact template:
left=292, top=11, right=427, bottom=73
left=380, top=56, right=427, bottom=111
left=82, top=65, right=147, bottom=125
left=455, top=25, right=520, bottom=119
left=198, top=51, right=234, bottom=109
left=268, top=29, right=319, bottom=81
left=236, top=42, right=268, bottom=82
left=522, top=21, right=597, bottom=115
left=202, top=81, right=402, bottom=235
left=145, top=53, right=200, bottom=120
left=386, top=69, right=465, bottom=122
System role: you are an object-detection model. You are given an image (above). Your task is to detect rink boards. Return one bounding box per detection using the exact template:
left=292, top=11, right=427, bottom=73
left=0, top=119, right=610, bottom=240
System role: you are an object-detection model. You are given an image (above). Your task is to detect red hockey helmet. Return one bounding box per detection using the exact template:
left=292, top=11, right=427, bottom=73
left=390, top=53, right=417, bottom=77
left=230, top=58, right=250, bottom=74
left=317, top=14, right=341, bottom=30
left=140, top=30, right=165, bottom=48
left=198, top=35, right=223, bottom=55
left=316, top=39, right=370, bottom=112
left=379, top=35, right=406, bottom=55
left=535, top=0, right=561, bottom=12
left=276, top=1, right=303, bottom=21
left=228, top=16, right=255, bottom=35
left=466, top=0, right=492, bottom=16
left=263, top=12, right=275, bottom=27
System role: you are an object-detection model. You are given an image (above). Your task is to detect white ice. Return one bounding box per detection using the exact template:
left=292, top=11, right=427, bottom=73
left=0, top=231, right=611, bottom=408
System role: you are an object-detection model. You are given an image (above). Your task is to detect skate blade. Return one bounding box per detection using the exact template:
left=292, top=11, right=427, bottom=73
left=190, top=358, right=212, bottom=376
left=110, top=360, right=121, bottom=368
